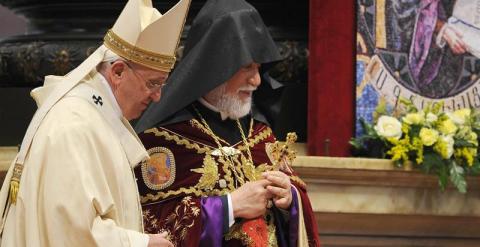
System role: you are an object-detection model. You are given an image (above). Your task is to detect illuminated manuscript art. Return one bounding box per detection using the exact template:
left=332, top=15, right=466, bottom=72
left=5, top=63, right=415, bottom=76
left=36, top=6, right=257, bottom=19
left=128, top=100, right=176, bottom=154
left=356, top=0, right=480, bottom=136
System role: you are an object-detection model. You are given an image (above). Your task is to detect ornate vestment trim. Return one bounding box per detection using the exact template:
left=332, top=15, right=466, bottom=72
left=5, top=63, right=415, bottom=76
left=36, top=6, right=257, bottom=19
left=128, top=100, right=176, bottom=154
left=237, top=126, right=273, bottom=151
left=141, top=187, right=231, bottom=204
left=290, top=175, right=307, bottom=188
left=144, top=126, right=273, bottom=153
left=145, top=127, right=214, bottom=154
left=141, top=147, right=176, bottom=190
left=141, top=125, right=279, bottom=204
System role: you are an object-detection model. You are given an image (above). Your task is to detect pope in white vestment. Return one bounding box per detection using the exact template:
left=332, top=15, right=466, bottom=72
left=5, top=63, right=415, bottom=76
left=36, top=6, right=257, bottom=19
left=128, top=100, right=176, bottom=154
left=1, top=72, right=149, bottom=246
left=0, top=0, right=191, bottom=246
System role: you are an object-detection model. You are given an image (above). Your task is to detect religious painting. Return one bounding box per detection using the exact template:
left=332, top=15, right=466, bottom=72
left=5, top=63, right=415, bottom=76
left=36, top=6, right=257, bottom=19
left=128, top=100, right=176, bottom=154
left=141, top=147, right=176, bottom=190
left=356, top=0, right=480, bottom=136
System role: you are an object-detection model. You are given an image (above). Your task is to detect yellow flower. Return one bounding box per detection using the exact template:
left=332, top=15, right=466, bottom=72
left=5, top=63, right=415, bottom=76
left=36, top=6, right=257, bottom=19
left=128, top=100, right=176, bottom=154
left=401, top=123, right=410, bottom=134
left=375, top=116, right=402, bottom=140
left=387, top=142, right=409, bottom=162
left=470, top=131, right=478, bottom=141
left=438, top=119, right=457, bottom=135
left=434, top=135, right=454, bottom=159
left=387, top=136, right=413, bottom=163
left=448, top=109, right=471, bottom=125
left=470, top=147, right=478, bottom=158
left=468, top=131, right=478, bottom=146
left=402, top=112, right=425, bottom=125
left=454, top=147, right=475, bottom=166
left=411, top=137, right=424, bottom=164
left=419, top=128, right=439, bottom=146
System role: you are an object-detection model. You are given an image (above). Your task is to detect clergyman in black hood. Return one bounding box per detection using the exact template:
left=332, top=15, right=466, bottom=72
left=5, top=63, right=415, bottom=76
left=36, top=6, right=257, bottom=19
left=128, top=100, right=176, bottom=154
left=134, top=0, right=320, bottom=246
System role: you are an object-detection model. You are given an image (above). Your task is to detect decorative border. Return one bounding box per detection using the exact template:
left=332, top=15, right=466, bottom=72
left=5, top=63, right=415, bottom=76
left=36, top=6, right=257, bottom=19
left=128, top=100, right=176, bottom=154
left=189, top=119, right=230, bottom=146
left=237, top=126, right=273, bottom=151
left=189, top=118, right=255, bottom=147
left=145, top=127, right=213, bottom=154
left=141, top=147, right=176, bottom=190
left=290, top=175, right=307, bottom=188
left=141, top=187, right=231, bottom=204
left=104, top=29, right=176, bottom=72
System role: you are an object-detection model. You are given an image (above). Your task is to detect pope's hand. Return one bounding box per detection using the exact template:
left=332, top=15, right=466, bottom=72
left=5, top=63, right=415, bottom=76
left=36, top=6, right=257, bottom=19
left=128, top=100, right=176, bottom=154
left=148, top=232, right=174, bottom=247
left=231, top=179, right=272, bottom=219
left=263, top=171, right=292, bottom=210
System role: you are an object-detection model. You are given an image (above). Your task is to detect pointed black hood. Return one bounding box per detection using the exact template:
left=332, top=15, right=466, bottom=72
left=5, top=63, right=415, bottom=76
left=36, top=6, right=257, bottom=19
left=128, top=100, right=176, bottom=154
left=135, top=0, right=283, bottom=133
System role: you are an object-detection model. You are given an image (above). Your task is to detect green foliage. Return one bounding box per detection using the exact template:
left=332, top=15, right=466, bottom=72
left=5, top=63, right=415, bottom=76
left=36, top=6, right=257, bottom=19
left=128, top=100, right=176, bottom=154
left=454, top=139, right=476, bottom=148
left=467, top=158, right=480, bottom=175
left=421, top=152, right=442, bottom=174
left=437, top=161, right=449, bottom=191
left=373, top=99, right=388, bottom=121
left=449, top=161, right=467, bottom=193
left=409, top=125, right=422, bottom=138
left=399, top=97, right=417, bottom=113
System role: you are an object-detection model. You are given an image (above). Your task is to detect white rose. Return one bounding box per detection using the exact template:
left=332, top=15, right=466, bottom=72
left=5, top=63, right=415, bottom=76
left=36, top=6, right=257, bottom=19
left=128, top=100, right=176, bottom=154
left=375, top=116, right=402, bottom=140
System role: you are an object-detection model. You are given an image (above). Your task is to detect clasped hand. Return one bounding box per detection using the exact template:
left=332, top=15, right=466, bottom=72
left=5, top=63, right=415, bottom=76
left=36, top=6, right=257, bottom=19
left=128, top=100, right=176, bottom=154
left=231, top=171, right=292, bottom=219
left=263, top=171, right=293, bottom=210
left=148, top=232, right=173, bottom=247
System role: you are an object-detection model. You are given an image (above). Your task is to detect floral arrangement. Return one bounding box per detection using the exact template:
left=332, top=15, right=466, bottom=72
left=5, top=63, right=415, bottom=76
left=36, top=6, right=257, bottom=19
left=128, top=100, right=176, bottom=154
left=351, top=98, right=480, bottom=193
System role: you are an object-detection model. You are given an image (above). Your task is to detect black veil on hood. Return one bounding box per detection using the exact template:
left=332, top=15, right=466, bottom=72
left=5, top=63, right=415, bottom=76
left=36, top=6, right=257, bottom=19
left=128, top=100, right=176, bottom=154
left=135, top=0, right=283, bottom=133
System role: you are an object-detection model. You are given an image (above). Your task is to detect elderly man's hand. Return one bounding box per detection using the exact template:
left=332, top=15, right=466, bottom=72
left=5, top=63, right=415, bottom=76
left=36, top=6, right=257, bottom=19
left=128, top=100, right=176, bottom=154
left=231, top=179, right=272, bottom=219
left=263, top=171, right=292, bottom=210
left=148, top=232, right=174, bottom=247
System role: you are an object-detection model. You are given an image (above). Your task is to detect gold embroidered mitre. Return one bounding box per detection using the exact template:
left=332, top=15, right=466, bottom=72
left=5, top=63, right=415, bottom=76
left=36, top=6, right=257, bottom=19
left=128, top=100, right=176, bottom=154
left=104, top=0, right=191, bottom=72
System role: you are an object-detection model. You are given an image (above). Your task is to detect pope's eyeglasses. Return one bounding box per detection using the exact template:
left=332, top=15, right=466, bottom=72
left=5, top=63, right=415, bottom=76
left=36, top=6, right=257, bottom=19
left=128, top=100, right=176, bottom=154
left=123, top=61, right=168, bottom=91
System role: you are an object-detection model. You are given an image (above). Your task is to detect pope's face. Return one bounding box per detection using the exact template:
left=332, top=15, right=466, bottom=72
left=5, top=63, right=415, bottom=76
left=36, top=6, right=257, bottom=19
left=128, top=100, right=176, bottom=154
left=110, top=60, right=168, bottom=120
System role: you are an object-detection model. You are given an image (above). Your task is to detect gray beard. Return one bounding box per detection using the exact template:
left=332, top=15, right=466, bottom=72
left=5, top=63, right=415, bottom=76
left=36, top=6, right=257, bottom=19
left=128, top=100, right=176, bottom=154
left=208, top=84, right=252, bottom=120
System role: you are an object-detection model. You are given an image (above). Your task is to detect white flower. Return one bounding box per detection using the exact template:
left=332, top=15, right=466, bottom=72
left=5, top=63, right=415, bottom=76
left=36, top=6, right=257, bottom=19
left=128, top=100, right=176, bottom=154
left=447, top=109, right=471, bottom=126
left=444, top=135, right=454, bottom=159
left=426, top=112, right=438, bottom=123
left=375, top=116, right=402, bottom=140
left=437, top=135, right=454, bottom=159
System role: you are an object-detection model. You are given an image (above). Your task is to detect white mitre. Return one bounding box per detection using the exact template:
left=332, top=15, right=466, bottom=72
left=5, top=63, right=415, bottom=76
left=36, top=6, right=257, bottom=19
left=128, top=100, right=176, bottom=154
left=105, top=0, right=190, bottom=72
left=9, top=0, right=191, bottom=199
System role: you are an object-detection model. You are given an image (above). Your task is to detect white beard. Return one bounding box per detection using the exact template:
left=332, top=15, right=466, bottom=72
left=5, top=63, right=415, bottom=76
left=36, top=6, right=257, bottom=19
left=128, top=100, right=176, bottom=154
left=207, top=84, right=254, bottom=120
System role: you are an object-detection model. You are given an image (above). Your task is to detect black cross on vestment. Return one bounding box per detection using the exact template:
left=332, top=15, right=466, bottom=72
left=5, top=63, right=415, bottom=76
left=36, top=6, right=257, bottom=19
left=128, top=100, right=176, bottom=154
left=92, top=95, right=103, bottom=106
